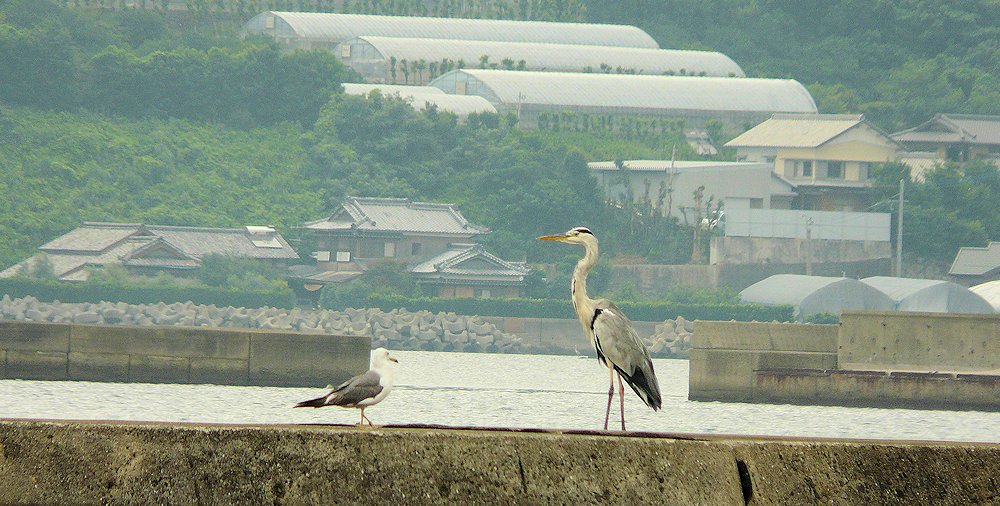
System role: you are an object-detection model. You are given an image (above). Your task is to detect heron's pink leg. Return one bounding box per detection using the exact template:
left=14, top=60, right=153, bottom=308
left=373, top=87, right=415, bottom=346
left=617, top=372, right=626, bottom=431
left=603, top=367, right=614, bottom=430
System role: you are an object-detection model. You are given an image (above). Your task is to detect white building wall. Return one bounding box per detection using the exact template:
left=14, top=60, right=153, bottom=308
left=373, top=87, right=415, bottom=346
left=722, top=209, right=891, bottom=241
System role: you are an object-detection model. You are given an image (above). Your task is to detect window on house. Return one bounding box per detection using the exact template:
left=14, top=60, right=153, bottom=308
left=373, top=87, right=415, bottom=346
left=827, top=161, right=844, bottom=179
left=475, top=288, right=492, bottom=298
left=384, top=242, right=395, bottom=257
left=411, top=243, right=422, bottom=256
left=859, top=162, right=872, bottom=179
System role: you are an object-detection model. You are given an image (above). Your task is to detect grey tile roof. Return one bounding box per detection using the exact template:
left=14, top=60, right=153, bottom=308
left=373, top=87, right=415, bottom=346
left=39, top=223, right=138, bottom=253
left=409, top=243, right=528, bottom=279
left=949, top=242, right=1000, bottom=276
left=143, top=225, right=298, bottom=259
left=1, top=222, right=298, bottom=281
left=302, top=197, right=489, bottom=236
left=892, top=114, right=1000, bottom=146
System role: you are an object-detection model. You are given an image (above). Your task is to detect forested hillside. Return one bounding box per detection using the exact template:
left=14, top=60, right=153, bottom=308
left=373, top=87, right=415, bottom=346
left=0, top=0, right=997, bottom=273
left=584, top=0, right=1000, bottom=131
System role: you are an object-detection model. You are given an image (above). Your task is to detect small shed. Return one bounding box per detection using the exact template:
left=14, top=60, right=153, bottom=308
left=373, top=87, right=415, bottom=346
left=739, top=274, right=895, bottom=321
left=970, top=280, right=1000, bottom=312
left=861, top=276, right=995, bottom=314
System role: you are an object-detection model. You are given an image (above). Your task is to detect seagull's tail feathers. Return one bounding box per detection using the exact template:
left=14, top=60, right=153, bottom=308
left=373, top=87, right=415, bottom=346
left=617, top=360, right=662, bottom=411
left=294, top=393, right=336, bottom=408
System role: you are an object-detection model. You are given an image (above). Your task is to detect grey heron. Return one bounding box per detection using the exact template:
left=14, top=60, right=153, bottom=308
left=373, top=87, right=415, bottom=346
left=539, top=227, right=662, bottom=430
left=294, top=347, right=399, bottom=426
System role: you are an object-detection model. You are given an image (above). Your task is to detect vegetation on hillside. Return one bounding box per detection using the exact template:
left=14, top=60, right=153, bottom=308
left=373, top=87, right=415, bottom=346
left=583, top=0, right=1000, bottom=131
left=0, top=0, right=997, bottom=278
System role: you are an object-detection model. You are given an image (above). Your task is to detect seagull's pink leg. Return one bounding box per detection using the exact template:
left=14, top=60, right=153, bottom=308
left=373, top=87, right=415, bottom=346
left=359, top=407, right=366, bottom=427
left=603, top=367, right=614, bottom=430
left=617, top=372, right=626, bottom=431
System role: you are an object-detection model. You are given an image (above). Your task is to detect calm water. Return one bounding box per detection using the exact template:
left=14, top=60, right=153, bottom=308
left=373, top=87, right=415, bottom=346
left=2, top=350, right=998, bottom=443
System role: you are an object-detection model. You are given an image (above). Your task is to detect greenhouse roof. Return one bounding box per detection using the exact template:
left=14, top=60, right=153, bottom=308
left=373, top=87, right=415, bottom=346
left=342, top=84, right=496, bottom=116
left=431, top=70, right=817, bottom=113
left=861, top=276, right=995, bottom=314
left=253, top=12, right=658, bottom=48
left=342, top=36, right=743, bottom=77
left=741, top=275, right=850, bottom=306
left=970, top=280, right=1000, bottom=311
left=740, top=274, right=895, bottom=320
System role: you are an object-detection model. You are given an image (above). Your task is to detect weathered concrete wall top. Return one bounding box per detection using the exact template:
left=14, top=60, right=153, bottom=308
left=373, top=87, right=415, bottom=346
left=839, top=311, right=1000, bottom=372
left=1, top=420, right=998, bottom=505
left=0, top=320, right=370, bottom=387
left=692, top=320, right=838, bottom=353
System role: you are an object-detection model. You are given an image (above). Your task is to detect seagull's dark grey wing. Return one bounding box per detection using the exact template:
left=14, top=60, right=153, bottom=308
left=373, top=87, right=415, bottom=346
left=591, top=299, right=662, bottom=410
left=324, top=370, right=383, bottom=407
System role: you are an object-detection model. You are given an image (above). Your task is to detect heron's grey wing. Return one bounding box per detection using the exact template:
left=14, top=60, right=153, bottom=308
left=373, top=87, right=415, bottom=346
left=327, top=370, right=383, bottom=407
left=591, top=299, right=649, bottom=371
left=591, top=299, right=662, bottom=410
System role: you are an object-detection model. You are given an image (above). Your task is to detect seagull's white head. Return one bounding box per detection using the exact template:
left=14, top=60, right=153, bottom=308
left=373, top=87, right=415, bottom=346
left=370, top=347, right=399, bottom=369
left=537, top=226, right=597, bottom=246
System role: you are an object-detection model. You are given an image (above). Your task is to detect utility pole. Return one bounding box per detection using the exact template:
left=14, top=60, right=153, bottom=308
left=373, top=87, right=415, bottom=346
left=896, top=178, right=904, bottom=277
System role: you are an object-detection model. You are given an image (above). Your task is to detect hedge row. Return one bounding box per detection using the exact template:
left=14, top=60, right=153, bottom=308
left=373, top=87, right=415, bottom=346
left=0, top=277, right=296, bottom=309
left=340, top=294, right=794, bottom=322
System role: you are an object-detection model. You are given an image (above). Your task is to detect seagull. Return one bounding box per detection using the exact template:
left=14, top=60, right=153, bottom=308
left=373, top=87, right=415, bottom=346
left=539, top=227, right=662, bottom=430
left=294, top=347, right=399, bottom=426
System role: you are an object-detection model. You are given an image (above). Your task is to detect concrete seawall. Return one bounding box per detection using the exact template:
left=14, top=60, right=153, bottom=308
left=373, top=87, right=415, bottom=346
left=1, top=420, right=998, bottom=505
left=690, top=311, right=1000, bottom=410
left=0, top=321, right=370, bottom=387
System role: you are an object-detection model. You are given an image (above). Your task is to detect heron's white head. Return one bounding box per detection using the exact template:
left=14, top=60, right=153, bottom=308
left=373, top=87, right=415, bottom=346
left=537, top=226, right=598, bottom=246
left=370, top=347, right=399, bottom=369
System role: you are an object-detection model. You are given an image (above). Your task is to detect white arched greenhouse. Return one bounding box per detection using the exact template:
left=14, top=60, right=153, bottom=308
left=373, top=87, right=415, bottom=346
left=861, top=276, right=995, bottom=314
left=428, top=69, right=817, bottom=132
left=335, top=36, right=745, bottom=85
left=740, top=275, right=895, bottom=321
left=341, top=83, right=497, bottom=118
left=242, top=12, right=658, bottom=51
left=970, top=280, right=1000, bottom=312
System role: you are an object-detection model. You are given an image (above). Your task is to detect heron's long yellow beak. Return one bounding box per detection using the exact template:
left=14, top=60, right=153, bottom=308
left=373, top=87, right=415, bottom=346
left=538, top=234, right=568, bottom=242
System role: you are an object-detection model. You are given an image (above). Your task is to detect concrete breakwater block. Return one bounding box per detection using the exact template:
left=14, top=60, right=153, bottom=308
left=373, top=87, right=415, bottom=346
left=2, top=421, right=999, bottom=505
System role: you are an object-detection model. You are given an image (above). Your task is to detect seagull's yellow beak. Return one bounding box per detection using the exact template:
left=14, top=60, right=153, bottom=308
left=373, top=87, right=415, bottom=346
left=538, top=234, right=568, bottom=242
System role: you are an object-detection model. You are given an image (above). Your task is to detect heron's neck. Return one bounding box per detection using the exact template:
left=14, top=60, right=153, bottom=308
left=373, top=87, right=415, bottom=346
left=572, top=240, right=599, bottom=309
